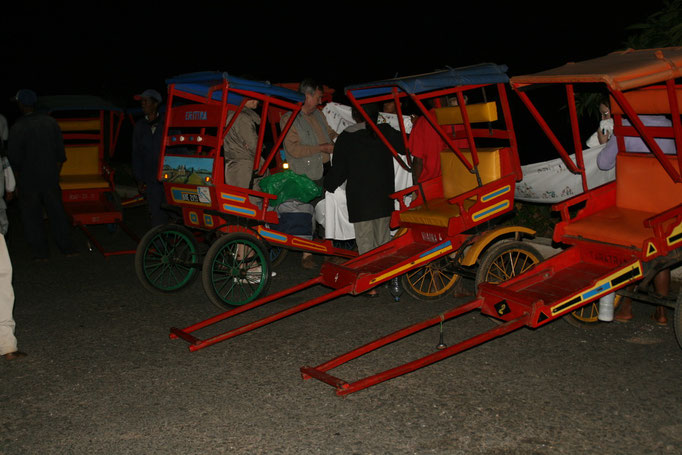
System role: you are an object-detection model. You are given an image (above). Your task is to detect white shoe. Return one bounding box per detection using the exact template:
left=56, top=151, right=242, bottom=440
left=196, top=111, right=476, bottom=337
left=240, top=269, right=276, bottom=284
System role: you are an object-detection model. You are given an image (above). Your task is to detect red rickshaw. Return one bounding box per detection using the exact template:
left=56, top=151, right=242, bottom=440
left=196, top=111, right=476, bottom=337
left=134, top=72, right=357, bottom=309
left=299, top=48, right=682, bottom=395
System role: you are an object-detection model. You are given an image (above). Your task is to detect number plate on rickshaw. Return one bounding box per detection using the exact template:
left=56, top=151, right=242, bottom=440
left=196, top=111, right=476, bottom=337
left=178, top=187, right=211, bottom=204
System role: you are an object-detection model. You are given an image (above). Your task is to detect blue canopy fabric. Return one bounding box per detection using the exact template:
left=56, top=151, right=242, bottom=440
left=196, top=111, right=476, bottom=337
left=166, top=72, right=305, bottom=104
left=345, top=63, right=509, bottom=98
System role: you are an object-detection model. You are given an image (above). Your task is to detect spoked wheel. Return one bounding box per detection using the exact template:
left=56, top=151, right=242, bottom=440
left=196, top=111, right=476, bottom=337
left=475, top=241, right=543, bottom=288
left=563, top=295, right=622, bottom=328
left=135, top=224, right=200, bottom=293
left=402, top=255, right=462, bottom=301
left=269, top=246, right=289, bottom=267
left=202, top=232, right=272, bottom=309
left=475, top=241, right=543, bottom=324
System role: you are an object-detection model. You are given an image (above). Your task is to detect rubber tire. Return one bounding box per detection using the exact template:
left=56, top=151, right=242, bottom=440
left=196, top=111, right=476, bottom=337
left=402, top=255, right=462, bottom=301
left=202, top=232, right=272, bottom=310
left=475, top=241, right=543, bottom=289
left=269, top=246, right=288, bottom=268
left=135, top=224, right=200, bottom=294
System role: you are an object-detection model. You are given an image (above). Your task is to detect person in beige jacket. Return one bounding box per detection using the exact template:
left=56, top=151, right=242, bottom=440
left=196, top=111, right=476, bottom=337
left=223, top=98, right=262, bottom=192
left=279, top=79, right=337, bottom=269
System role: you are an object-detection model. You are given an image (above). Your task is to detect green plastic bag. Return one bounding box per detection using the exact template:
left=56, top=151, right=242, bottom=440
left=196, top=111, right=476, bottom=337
left=259, top=170, right=322, bottom=207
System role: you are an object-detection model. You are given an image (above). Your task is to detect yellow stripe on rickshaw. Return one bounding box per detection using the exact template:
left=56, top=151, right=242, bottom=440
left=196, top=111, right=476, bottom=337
left=481, top=185, right=510, bottom=203
left=291, top=237, right=328, bottom=252
left=645, top=241, right=658, bottom=258
left=472, top=200, right=510, bottom=222
left=666, top=220, right=682, bottom=246
left=549, top=262, right=643, bottom=316
left=370, top=241, right=454, bottom=284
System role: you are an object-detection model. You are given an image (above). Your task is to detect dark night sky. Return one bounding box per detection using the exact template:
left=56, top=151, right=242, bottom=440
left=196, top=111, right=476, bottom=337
left=1, top=3, right=670, bottom=125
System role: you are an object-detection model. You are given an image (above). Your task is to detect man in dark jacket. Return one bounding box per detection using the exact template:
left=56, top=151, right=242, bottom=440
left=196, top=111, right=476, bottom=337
left=132, top=89, right=168, bottom=227
left=8, top=89, right=75, bottom=260
left=324, top=104, right=404, bottom=268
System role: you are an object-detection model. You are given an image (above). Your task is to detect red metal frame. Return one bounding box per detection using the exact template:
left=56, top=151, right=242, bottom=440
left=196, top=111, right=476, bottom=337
left=158, top=77, right=358, bottom=261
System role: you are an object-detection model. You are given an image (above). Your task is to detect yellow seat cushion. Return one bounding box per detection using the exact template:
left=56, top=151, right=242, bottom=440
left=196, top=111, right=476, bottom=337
left=399, top=149, right=502, bottom=227
left=57, top=119, right=101, bottom=132
left=441, top=148, right=501, bottom=198
left=434, top=101, right=498, bottom=125
left=399, top=197, right=476, bottom=227
left=60, top=145, right=109, bottom=190
left=61, top=145, right=101, bottom=176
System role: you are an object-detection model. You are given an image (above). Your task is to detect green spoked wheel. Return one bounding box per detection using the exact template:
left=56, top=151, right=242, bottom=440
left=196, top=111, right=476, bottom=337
left=135, top=224, right=201, bottom=293
left=202, top=233, right=272, bottom=309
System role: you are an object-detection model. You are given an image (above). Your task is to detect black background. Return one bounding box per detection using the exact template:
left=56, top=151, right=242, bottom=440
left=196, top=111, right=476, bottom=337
left=1, top=3, right=670, bottom=163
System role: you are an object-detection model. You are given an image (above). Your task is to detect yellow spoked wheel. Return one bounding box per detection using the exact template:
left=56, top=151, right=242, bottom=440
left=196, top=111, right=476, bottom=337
left=402, top=255, right=462, bottom=301
left=563, top=295, right=622, bottom=328
left=475, top=241, right=543, bottom=288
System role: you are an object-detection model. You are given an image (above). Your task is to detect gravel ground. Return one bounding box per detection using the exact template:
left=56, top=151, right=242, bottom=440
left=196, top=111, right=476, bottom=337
left=1, top=204, right=681, bottom=455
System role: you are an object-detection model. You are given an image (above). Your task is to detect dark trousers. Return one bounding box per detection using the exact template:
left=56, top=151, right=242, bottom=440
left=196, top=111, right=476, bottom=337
left=145, top=181, right=169, bottom=227
left=18, top=185, right=74, bottom=258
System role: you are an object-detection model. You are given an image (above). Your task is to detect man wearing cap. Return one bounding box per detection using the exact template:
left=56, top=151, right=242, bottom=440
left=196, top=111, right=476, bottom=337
left=8, top=89, right=76, bottom=260
left=132, top=89, right=168, bottom=227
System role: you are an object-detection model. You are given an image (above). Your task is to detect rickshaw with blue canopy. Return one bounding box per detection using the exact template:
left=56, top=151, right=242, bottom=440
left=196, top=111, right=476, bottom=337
left=296, top=48, right=682, bottom=396
left=168, top=64, right=544, bottom=371
left=134, top=72, right=357, bottom=309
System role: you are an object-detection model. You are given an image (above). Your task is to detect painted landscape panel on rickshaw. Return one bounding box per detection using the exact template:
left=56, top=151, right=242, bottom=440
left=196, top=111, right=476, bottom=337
left=162, top=155, right=213, bottom=185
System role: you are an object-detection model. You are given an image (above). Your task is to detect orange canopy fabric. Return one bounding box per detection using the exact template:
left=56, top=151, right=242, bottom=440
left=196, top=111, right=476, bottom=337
left=511, top=47, right=682, bottom=91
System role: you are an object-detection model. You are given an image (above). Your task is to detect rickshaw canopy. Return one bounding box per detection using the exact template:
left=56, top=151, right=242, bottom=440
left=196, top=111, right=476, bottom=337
left=345, top=63, right=510, bottom=98
left=510, top=47, right=682, bottom=91
left=510, top=47, right=682, bottom=187
left=344, top=63, right=516, bottom=176
left=166, top=72, right=305, bottom=105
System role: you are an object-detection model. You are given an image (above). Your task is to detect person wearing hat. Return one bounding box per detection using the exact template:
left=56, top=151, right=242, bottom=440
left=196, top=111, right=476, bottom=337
left=7, top=89, right=76, bottom=260
left=132, top=89, right=168, bottom=227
